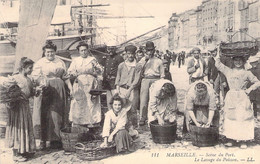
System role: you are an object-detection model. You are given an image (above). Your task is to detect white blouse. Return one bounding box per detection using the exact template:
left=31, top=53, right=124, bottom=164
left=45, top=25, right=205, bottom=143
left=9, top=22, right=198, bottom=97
left=102, top=102, right=131, bottom=137
left=32, top=57, right=67, bottom=80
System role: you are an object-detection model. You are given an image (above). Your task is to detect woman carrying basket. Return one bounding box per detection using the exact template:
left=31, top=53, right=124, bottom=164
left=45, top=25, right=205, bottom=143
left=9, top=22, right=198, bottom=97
left=214, top=46, right=260, bottom=149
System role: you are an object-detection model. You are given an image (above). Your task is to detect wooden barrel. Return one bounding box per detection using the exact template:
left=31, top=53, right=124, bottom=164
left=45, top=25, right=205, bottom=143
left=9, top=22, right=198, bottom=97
left=149, top=120, right=177, bottom=144
left=189, top=123, right=219, bottom=147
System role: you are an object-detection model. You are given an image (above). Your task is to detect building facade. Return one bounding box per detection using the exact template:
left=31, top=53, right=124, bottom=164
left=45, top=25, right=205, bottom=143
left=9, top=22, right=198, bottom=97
left=168, top=0, right=260, bottom=51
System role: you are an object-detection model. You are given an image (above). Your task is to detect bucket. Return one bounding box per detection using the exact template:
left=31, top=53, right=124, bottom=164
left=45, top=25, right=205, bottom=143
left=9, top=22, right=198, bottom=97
left=149, top=120, right=177, bottom=144
left=60, top=127, right=89, bottom=152
left=189, top=123, right=219, bottom=147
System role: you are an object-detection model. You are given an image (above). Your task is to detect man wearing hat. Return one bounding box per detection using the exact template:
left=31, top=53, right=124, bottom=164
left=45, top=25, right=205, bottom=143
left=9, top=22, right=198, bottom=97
left=102, top=45, right=124, bottom=108
left=187, top=47, right=208, bottom=84
left=247, top=55, right=260, bottom=119
left=164, top=50, right=173, bottom=66
left=162, top=59, right=172, bottom=81
left=208, top=48, right=218, bottom=85
left=115, top=45, right=139, bottom=129
left=131, top=41, right=165, bottom=126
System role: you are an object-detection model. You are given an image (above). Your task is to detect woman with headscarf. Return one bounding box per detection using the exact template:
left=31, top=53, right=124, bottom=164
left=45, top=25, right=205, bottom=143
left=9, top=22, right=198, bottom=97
left=32, top=41, right=72, bottom=149
left=214, top=48, right=260, bottom=149
left=4, top=57, right=36, bottom=162
left=148, top=79, right=177, bottom=125
left=68, top=41, right=103, bottom=130
left=185, top=81, right=217, bottom=128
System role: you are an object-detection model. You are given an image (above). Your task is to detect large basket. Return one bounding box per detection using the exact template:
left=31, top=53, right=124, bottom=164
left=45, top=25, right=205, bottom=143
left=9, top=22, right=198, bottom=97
left=189, top=123, right=219, bottom=147
left=75, top=140, right=116, bottom=161
left=220, top=41, right=258, bottom=57
left=149, top=120, right=177, bottom=144
left=60, top=127, right=89, bottom=152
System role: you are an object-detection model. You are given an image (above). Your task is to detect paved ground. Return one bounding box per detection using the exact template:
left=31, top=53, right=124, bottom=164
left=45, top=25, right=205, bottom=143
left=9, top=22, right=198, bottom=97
left=1, top=61, right=260, bottom=164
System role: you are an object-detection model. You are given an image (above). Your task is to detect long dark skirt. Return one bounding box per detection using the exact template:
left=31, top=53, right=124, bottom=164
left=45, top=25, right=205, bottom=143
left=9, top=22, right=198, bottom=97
left=114, top=129, right=133, bottom=153
left=33, top=78, right=67, bottom=142
left=5, top=100, right=36, bottom=153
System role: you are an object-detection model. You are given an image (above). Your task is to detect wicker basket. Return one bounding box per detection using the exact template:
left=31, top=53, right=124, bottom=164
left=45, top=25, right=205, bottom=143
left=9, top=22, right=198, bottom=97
left=189, top=123, right=219, bottom=147
left=149, top=120, right=177, bottom=144
left=75, top=140, right=116, bottom=161
left=60, top=127, right=89, bottom=152
left=220, top=41, right=258, bottom=57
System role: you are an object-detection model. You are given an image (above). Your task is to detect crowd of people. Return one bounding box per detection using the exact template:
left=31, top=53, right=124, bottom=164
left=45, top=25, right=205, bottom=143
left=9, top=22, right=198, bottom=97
left=2, top=39, right=260, bottom=162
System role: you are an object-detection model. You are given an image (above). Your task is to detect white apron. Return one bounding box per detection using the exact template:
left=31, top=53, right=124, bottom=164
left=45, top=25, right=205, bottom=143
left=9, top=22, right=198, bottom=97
left=223, top=90, right=254, bottom=141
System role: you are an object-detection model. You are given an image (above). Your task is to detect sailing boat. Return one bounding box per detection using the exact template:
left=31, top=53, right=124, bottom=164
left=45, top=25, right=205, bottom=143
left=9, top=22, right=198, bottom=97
left=0, top=0, right=109, bottom=75
left=0, top=0, right=164, bottom=75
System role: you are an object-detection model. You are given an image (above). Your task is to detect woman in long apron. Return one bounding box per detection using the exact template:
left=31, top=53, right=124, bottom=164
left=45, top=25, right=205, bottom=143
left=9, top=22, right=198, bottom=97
left=68, top=41, right=103, bottom=131
left=32, top=41, right=72, bottom=149
left=215, top=50, right=260, bottom=148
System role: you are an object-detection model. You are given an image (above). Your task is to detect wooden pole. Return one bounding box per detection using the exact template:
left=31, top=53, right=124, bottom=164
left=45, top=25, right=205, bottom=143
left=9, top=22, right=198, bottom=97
left=118, top=25, right=165, bottom=47
left=71, top=4, right=110, bottom=8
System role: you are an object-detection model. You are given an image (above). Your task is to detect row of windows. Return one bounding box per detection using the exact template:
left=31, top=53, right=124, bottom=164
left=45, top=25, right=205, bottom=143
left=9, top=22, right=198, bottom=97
left=202, top=16, right=216, bottom=21
left=202, top=26, right=215, bottom=31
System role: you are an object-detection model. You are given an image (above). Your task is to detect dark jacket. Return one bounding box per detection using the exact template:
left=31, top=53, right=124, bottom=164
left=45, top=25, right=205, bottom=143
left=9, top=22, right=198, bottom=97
left=248, top=63, right=260, bottom=102
left=207, top=57, right=218, bottom=81
left=102, top=54, right=124, bottom=90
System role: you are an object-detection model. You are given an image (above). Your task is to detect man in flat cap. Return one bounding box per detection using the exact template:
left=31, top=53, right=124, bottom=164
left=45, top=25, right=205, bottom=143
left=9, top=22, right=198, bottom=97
left=115, top=45, right=139, bottom=131
left=187, top=47, right=208, bottom=84
left=129, top=41, right=165, bottom=126
left=162, top=59, right=172, bottom=81
left=102, top=45, right=124, bottom=108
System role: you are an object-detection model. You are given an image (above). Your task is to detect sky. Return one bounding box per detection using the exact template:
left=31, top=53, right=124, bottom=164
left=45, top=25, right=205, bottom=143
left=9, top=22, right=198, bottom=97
left=0, top=0, right=204, bottom=45
left=97, top=0, right=203, bottom=44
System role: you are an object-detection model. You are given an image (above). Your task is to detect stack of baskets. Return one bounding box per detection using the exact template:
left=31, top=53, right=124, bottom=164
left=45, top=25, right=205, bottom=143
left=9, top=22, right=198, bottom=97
left=60, top=127, right=89, bottom=152
left=75, top=140, right=116, bottom=161
left=189, top=123, right=219, bottom=147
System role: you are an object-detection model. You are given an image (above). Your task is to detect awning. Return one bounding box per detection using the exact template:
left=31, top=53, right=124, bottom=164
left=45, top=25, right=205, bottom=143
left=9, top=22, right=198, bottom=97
left=0, top=4, right=72, bottom=27
left=0, top=22, right=18, bottom=28
left=0, top=3, right=19, bottom=27
left=51, top=5, right=72, bottom=25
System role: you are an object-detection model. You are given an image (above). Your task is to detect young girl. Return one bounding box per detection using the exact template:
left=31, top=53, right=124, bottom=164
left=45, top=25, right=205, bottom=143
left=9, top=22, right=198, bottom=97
left=215, top=49, right=260, bottom=149
left=100, top=94, right=133, bottom=153
left=5, top=57, right=36, bottom=161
